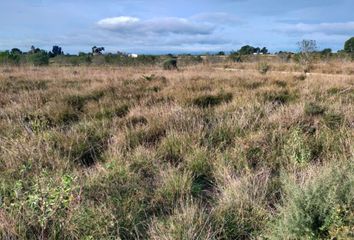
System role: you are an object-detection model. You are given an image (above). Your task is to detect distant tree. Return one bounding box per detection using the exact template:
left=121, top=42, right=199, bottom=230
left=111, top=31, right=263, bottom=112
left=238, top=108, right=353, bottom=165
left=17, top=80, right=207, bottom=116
left=11, top=48, right=22, bottom=55
left=217, top=51, right=225, bottom=56
left=321, top=48, right=332, bottom=54
left=49, top=46, right=63, bottom=57
left=260, top=47, right=269, bottom=54
left=238, top=45, right=256, bottom=55
left=344, top=37, right=354, bottom=53
left=30, top=45, right=41, bottom=54
left=297, top=40, right=317, bottom=73
left=298, top=40, right=317, bottom=54
left=92, top=46, right=105, bottom=55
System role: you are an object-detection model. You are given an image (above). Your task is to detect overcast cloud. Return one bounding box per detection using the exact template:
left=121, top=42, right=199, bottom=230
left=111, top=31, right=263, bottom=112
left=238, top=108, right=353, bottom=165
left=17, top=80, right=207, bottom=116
left=0, top=0, right=353, bottom=53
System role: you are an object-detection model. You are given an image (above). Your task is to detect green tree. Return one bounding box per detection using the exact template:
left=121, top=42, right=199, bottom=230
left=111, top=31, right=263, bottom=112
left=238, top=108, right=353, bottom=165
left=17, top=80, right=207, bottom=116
left=344, top=37, right=354, bottom=53
left=238, top=45, right=256, bottom=55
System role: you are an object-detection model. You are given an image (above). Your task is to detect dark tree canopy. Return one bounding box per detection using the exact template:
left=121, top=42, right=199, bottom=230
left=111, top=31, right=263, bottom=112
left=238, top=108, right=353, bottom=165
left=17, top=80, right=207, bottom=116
left=261, top=47, right=268, bottom=54
left=237, top=45, right=269, bottom=55
left=11, top=48, right=22, bottom=55
left=344, top=37, right=354, bottom=53
left=30, top=45, right=41, bottom=54
left=321, top=48, right=332, bottom=55
left=49, top=46, right=64, bottom=57
left=239, top=45, right=256, bottom=55
left=92, top=46, right=105, bottom=55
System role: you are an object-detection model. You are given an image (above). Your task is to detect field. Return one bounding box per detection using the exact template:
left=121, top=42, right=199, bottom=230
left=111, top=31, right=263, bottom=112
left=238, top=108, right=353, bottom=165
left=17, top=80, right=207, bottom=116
left=1, top=60, right=354, bottom=239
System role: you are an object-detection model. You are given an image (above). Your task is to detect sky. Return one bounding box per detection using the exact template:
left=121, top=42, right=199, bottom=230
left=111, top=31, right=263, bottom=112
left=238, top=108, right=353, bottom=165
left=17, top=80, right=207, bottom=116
left=0, top=0, right=353, bottom=54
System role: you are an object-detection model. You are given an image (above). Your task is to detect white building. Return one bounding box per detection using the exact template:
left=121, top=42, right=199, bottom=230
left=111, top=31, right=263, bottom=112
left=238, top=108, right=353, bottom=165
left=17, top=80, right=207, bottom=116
left=129, top=53, right=138, bottom=58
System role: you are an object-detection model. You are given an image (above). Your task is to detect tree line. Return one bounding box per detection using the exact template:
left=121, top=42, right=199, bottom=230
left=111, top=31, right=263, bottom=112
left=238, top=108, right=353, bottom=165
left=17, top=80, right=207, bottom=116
left=0, top=37, right=353, bottom=66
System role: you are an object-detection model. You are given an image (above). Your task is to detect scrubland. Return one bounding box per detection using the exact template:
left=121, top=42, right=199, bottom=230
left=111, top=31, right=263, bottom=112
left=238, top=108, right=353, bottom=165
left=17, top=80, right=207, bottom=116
left=0, top=60, right=354, bottom=239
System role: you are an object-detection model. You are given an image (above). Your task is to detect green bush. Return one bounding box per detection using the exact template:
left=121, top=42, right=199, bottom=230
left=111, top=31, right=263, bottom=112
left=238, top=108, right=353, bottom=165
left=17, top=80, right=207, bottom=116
left=163, top=58, right=178, bottom=70
left=268, top=163, right=354, bottom=239
left=27, top=52, right=49, bottom=66
left=2, top=172, right=76, bottom=239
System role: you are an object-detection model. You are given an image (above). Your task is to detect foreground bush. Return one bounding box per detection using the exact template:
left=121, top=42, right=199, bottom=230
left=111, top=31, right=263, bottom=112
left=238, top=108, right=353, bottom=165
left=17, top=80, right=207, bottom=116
left=268, top=163, right=354, bottom=239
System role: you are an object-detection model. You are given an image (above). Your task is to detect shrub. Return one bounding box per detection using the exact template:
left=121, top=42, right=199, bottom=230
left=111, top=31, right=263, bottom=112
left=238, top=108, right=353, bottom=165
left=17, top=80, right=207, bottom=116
left=258, top=62, right=270, bottom=75
left=268, top=163, right=354, bottom=239
left=283, top=127, right=312, bottom=165
left=163, top=58, right=178, bottom=70
left=192, top=92, right=233, bottom=108
left=27, top=51, right=49, bottom=66
left=3, top=173, right=76, bottom=239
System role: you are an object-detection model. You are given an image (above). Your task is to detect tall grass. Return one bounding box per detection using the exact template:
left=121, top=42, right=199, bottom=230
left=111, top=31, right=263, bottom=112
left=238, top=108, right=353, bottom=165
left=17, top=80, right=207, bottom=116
left=0, top=61, right=353, bottom=239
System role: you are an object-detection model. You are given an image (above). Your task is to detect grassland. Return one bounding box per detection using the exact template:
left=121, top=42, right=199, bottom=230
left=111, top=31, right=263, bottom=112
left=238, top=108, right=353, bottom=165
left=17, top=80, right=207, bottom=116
left=1, top=60, right=354, bottom=239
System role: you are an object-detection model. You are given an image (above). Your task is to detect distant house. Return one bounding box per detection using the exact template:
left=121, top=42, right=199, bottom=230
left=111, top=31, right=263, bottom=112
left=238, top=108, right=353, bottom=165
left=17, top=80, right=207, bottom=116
left=129, top=53, right=138, bottom=58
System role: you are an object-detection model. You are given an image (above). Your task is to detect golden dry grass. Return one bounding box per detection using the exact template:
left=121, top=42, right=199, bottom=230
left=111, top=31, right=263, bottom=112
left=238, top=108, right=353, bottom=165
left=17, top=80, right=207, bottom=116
left=0, top=61, right=354, bottom=239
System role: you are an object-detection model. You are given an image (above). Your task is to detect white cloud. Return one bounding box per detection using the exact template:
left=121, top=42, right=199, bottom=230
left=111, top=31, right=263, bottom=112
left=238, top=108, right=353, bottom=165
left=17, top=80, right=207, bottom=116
left=97, top=16, right=140, bottom=30
left=277, top=21, right=354, bottom=35
left=96, top=16, right=214, bottom=35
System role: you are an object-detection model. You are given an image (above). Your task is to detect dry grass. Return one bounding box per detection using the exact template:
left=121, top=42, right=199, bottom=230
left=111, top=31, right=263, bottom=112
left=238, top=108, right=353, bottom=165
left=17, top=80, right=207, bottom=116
left=0, top=61, right=354, bottom=239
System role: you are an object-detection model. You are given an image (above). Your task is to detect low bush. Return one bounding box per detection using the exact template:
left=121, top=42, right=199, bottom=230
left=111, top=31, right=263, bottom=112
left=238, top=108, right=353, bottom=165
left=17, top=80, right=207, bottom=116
left=268, top=163, right=354, bottom=239
left=163, top=58, right=178, bottom=70
left=192, top=92, right=233, bottom=108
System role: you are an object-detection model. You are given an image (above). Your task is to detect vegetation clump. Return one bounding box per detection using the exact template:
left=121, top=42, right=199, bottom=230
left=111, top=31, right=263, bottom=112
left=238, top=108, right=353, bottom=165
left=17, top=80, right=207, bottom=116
left=163, top=58, right=178, bottom=70
left=192, top=92, right=233, bottom=108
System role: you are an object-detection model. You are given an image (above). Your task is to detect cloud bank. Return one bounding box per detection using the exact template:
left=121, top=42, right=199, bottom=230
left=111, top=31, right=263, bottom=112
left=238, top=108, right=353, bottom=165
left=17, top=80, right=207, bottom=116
left=97, top=16, right=215, bottom=35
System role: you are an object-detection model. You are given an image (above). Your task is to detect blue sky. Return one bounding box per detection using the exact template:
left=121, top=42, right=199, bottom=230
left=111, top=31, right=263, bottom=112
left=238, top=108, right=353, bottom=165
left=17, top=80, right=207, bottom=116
left=1, top=0, right=353, bottom=54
